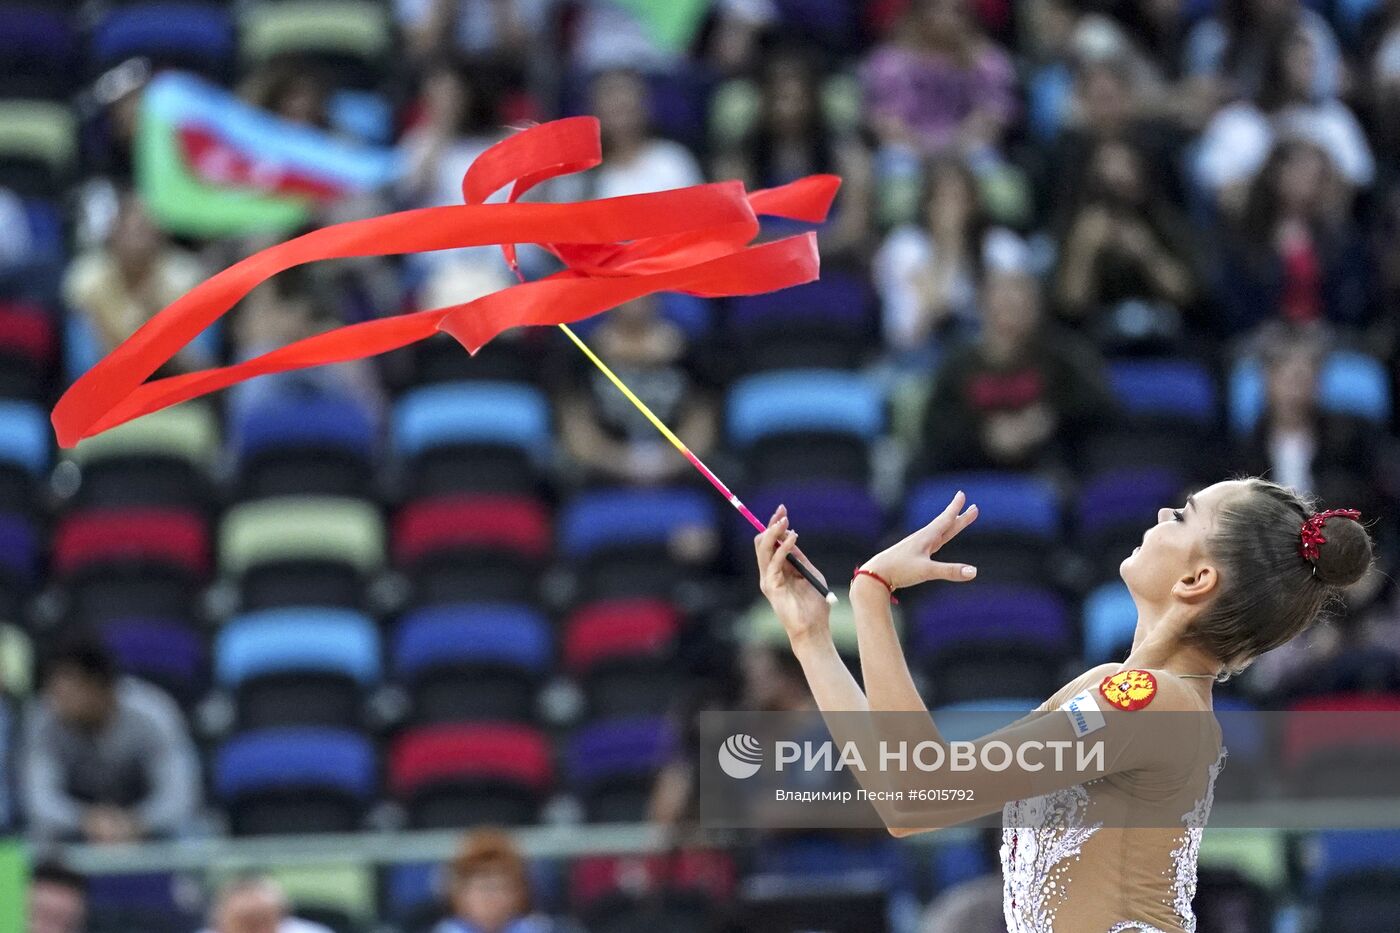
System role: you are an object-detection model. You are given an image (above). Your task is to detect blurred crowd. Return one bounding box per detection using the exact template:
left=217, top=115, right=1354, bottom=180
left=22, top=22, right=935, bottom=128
left=4, top=0, right=1400, bottom=931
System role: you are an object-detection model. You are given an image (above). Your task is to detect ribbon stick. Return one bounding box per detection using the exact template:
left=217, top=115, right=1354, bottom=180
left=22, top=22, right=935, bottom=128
left=51, top=115, right=841, bottom=602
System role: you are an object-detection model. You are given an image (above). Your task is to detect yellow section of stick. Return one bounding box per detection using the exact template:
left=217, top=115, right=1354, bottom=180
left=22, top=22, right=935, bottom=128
left=557, top=323, right=690, bottom=453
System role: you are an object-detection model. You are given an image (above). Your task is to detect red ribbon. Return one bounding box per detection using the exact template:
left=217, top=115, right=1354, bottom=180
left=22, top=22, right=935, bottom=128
left=51, top=116, right=840, bottom=448
left=1299, top=508, right=1361, bottom=562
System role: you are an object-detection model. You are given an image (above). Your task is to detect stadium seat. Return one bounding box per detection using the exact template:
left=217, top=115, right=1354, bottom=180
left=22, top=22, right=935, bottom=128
left=566, top=716, right=676, bottom=822
left=905, top=472, right=1060, bottom=587
left=1269, top=646, right=1400, bottom=706
left=1280, top=693, right=1400, bottom=799
left=1230, top=349, right=1392, bottom=435
left=727, top=369, right=883, bottom=485
left=266, top=862, right=376, bottom=933
left=728, top=272, right=879, bottom=372
left=745, top=481, right=884, bottom=577
left=564, top=598, right=682, bottom=718
left=931, top=698, right=1042, bottom=742
left=1089, top=358, right=1220, bottom=480
left=392, top=603, right=551, bottom=724
left=232, top=393, right=377, bottom=499
left=393, top=493, right=551, bottom=604
left=405, top=332, right=545, bottom=387
left=384, top=861, right=446, bottom=933
left=0, top=298, right=55, bottom=399
left=0, top=621, right=32, bottom=696
left=100, top=617, right=207, bottom=708
left=215, top=727, right=376, bottom=835
left=0, top=6, right=78, bottom=98
left=219, top=496, right=384, bottom=610
left=559, top=487, right=717, bottom=599
left=54, top=507, right=209, bottom=624
left=389, top=723, right=553, bottom=829
left=86, top=871, right=198, bottom=933
left=66, top=402, right=218, bottom=508
left=1213, top=694, right=1265, bottom=800
left=1082, top=581, right=1137, bottom=664
left=1074, top=466, right=1185, bottom=580
left=1307, top=830, right=1400, bottom=929
left=570, top=850, right=736, bottom=933
left=0, top=512, right=39, bottom=618
left=239, top=0, right=392, bottom=89
left=217, top=608, right=380, bottom=729
left=911, top=585, right=1075, bottom=706
left=89, top=2, right=235, bottom=78
left=0, top=398, right=48, bottom=512
left=0, top=98, right=75, bottom=196
left=392, top=381, right=552, bottom=497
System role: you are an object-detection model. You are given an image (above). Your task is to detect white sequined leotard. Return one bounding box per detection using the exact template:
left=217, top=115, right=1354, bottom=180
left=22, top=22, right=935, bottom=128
left=999, top=665, right=1227, bottom=933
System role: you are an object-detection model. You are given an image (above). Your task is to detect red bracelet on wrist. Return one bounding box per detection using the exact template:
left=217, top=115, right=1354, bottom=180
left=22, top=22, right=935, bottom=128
left=853, top=567, right=899, bottom=604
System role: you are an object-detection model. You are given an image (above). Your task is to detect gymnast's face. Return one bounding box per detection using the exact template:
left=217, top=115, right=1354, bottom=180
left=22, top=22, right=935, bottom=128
left=1119, top=480, right=1244, bottom=608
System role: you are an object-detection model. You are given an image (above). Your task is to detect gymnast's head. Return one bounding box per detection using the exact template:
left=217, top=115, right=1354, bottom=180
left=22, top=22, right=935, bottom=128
left=1119, top=477, right=1373, bottom=677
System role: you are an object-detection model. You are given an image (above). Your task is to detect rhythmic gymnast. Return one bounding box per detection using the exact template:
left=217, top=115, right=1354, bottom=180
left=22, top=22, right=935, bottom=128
left=753, top=477, right=1373, bottom=932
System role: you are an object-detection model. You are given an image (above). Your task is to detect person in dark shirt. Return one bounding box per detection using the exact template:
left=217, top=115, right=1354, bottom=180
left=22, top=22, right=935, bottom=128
left=917, top=267, right=1115, bottom=474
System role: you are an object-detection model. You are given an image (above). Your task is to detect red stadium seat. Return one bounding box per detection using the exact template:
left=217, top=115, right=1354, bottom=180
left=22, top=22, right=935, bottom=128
left=563, top=598, right=680, bottom=675
left=389, top=723, right=553, bottom=829
left=393, top=494, right=551, bottom=564
left=54, top=508, right=210, bottom=577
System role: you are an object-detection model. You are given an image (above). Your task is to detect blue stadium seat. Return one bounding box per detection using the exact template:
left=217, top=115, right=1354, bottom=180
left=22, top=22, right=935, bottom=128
left=393, top=603, right=551, bottom=723
left=1083, top=581, right=1137, bottom=664
left=567, top=716, right=677, bottom=823
left=1108, top=358, right=1217, bottom=425
left=728, top=370, right=883, bottom=447
left=1308, top=830, right=1400, bottom=891
left=559, top=487, right=716, bottom=561
left=215, top=726, right=376, bottom=835
left=0, top=399, right=49, bottom=478
left=1229, top=350, right=1390, bottom=435
left=393, top=381, right=551, bottom=495
left=217, top=608, right=380, bottom=728
left=0, top=6, right=78, bottom=97
left=728, top=273, right=878, bottom=371
left=728, top=369, right=883, bottom=484
left=101, top=617, right=207, bottom=708
left=233, top=392, right=378, bottom=497
left=905, top=472, right=1060, bottom=540
left=89, top=3, right=235, bottom=76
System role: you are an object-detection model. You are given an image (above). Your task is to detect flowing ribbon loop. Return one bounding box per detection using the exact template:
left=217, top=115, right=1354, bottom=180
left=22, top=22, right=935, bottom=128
left=52, top=117, right=840, bottom=448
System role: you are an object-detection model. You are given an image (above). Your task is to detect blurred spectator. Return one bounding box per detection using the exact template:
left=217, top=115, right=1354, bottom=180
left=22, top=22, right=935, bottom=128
left=1235, top=330, right=1398, bottom=528
left=27, top=860, right=87, bottom=933
left=712, top=50, right=873, bottom=260
left=554, top=70, right=703, bottom=201
left=1195, top=23, right=1374, bottom=208
left=1214, top=139, right=1370, bottom=337
left=1183, top=0, right=1343, bottom=102
left=61, top=192, right=211, bottom=373
left=396, top=0, right=556, bottom=67
left=1055, top=137, right=1198, bottom=347
left=874, top=157, right=1016, bottom=354
left=860, top=0, right=1016, bottom=157
left=20, top=635, right=201, bottom=844
left=229, top=268, right=386, bottom=428
left=240, top=60, right=332, bottom=130
left=435, top=828, right=568, bottom=933
left=198, top=875, right=334, bottom=933
left=916, top=268, right=1114, bottom=474
left=557, top=295, right=718, bottom=486
left=399, top=58, right=517, bottom=303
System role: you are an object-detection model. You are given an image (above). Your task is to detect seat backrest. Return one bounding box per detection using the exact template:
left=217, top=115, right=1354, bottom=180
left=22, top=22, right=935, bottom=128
left=1109, top=358, right=1216, bottom=424
left=0, top=100, right=76, bottom=173
left=217, top=608, right=379, bottom=687
left=234, top=393, right=376, bottom=463
left=389, top=724, right=552, bottom=796
left=1082, top=581, right=1136, bottom=664
left=101, top=618, right=204, bottom=691
left=906, top=472, right=1060, bottom=540
left=727, top=369, right=883, bottom=447
left=69, top=403, right=219, bottom=470
left=564, top=598, right=680, bottom=674
left=566, top=716, right=676, bottom=786
left=239, top=0, right=391, bottom=64
left=92, top=3, right=236, bottom=69
left=394, top=494, right=551, bottom=564
left=560, top=487, right=715, bottom=560
left=219, top=496, right=384, bottom=576
left=1075, top=466, right=1184, bottom=539
left=393, top=381, right=551, bottom=461
left=0, top=300, right=55, bottom=365
left=0, top=513, right=39, bottom=581
left=215, top=727, right=375, bottom=800
left=393, top=603, right=551, bottom=678
left=912, top=585, right=1072, bottom=657
left=54, top=508, right=209, bottom=576
left=0, top=399, right=49, bottom=476
left=747, top=480, right=883, bottom=540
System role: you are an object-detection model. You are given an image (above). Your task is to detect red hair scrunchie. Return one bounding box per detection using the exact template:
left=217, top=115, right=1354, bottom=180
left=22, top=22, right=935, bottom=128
left=1299, top=508, right=1362, bottom=563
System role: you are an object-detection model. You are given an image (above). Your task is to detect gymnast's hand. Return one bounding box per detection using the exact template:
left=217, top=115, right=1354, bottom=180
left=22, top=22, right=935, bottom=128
left=755, top=503, right=831, bottom=646
left=860, top=490, right=979, bottom=592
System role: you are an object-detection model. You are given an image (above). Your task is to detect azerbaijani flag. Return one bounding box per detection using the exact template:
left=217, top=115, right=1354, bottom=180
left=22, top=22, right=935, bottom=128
left=135, top=71, right=400, bottom=238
